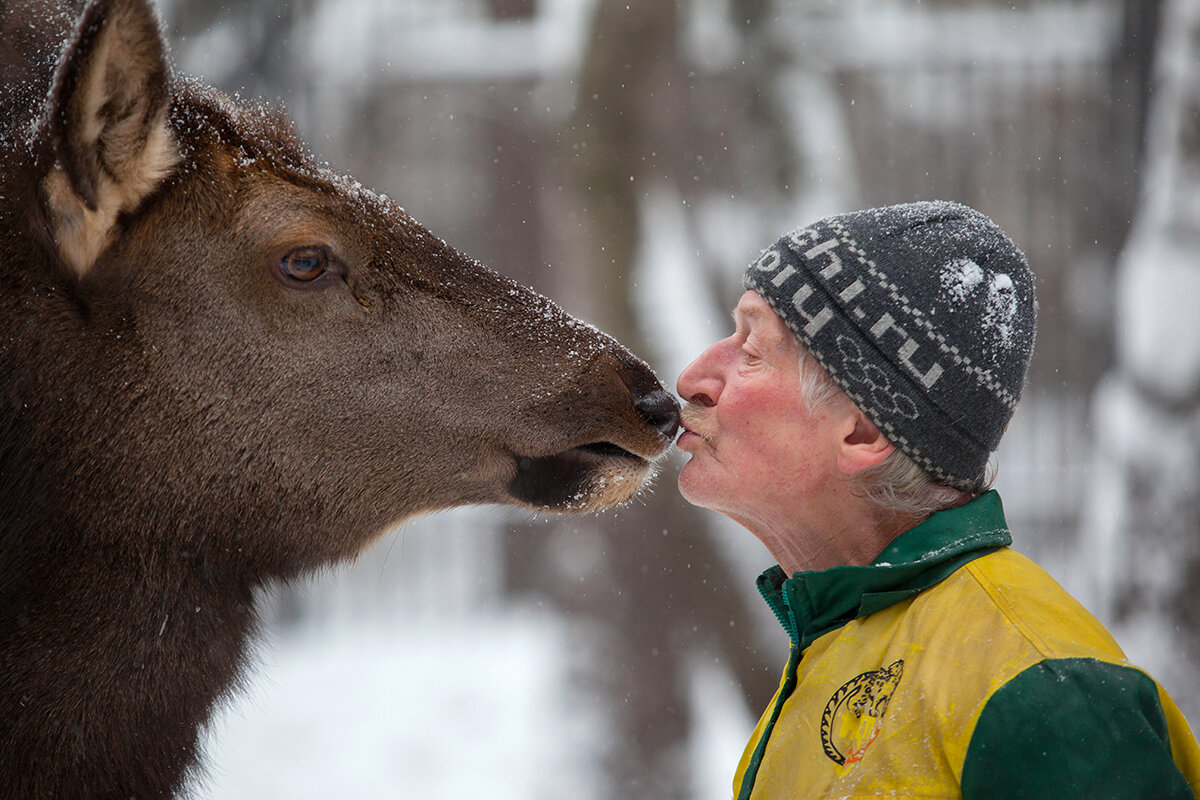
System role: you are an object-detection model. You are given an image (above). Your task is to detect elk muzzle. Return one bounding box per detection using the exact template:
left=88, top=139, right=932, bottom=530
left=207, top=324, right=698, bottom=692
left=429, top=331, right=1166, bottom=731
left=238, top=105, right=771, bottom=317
left=507, top=382, right=679, bottom=512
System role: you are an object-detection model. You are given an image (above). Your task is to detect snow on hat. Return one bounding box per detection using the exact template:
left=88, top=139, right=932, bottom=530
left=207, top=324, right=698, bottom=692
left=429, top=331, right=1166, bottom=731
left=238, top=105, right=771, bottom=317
left=743, top=201, right=1036, bottom=490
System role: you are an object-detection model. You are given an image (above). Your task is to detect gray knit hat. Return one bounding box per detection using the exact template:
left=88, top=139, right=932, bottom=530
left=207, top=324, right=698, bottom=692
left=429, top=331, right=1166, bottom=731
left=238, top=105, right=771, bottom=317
left=743, top=201, right=1036, bottom=490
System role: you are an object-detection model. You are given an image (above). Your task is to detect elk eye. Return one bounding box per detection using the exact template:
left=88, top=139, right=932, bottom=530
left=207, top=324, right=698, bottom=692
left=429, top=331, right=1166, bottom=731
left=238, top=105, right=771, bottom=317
left=280, top=247, right=328, bottom=282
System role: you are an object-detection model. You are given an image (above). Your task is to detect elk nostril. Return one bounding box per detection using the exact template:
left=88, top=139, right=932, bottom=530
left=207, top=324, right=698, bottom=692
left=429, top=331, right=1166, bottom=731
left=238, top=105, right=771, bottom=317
left=634, top=389, right=681, bottom=439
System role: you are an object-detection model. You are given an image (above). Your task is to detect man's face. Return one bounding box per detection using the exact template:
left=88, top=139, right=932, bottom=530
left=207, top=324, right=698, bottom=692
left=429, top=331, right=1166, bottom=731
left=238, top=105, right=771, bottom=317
left=676, top=291, right=849, bottom=525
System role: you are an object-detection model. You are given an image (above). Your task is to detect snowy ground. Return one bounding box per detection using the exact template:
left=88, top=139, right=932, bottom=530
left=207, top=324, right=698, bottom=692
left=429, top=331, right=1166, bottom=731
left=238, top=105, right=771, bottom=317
left=190, top=610, right=607, bottom=800
left=188, top=605, right=752, bottom=800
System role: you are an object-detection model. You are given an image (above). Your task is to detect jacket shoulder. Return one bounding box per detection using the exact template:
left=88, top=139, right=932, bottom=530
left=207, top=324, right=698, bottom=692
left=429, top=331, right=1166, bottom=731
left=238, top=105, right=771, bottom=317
left=961, top=657, right=1198, bottom=799
left=925, top=546, right=1127, bottom=663
left=877, top=547, right=1132, bottom=776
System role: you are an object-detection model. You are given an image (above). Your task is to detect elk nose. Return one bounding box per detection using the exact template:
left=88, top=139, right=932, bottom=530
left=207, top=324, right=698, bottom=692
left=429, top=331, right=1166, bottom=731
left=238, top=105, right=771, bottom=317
left=635, top=389, right=681, bottom=439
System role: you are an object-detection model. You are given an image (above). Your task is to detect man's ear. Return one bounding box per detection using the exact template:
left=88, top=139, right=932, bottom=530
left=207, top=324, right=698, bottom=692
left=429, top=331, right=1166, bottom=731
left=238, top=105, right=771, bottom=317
left=836, top=412, right=895, bottom=475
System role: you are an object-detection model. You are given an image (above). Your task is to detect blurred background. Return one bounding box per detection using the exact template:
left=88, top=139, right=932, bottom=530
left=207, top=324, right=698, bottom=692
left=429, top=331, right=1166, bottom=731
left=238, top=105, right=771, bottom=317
left=160, top=0, right=1200, bottom=798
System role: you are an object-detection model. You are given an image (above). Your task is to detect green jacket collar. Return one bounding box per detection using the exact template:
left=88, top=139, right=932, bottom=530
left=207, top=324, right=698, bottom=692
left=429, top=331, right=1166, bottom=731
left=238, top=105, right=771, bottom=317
left=757, top=491, right=1012, bottom=650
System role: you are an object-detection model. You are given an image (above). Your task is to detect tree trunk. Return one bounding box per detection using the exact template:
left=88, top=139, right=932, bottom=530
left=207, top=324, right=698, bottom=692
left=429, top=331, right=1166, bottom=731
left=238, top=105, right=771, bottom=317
left=505, top=1, right=796, bottom=796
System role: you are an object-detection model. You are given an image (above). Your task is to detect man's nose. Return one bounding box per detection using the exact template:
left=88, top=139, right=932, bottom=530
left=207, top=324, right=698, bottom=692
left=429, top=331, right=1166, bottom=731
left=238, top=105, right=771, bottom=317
left=676, top=346, right=721, bottom=408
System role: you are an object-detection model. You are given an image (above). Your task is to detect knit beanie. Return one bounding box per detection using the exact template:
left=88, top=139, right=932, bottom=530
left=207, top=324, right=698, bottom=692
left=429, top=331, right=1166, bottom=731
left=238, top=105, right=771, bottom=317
left=743, top=201, right=1036, bottom=490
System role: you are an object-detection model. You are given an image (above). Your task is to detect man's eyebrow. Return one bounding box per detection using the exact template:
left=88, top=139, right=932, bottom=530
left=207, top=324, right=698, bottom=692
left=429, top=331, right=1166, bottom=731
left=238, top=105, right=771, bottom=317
left=731, top=303, right=791, bottom=350
left=731, top=303, right=766, bottom=325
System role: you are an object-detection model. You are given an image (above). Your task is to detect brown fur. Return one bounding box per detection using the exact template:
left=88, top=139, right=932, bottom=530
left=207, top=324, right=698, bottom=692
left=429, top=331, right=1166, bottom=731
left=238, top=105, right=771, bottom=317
left=0, top=1, right=678, bottom=797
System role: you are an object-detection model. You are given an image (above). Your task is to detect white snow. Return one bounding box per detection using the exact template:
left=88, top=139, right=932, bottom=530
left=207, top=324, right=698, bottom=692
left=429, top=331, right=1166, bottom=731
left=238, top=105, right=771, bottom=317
left=686, top=655, right=756, bottom=800
left=184, top=513, right=756, bottom=800
left=189, top=611, right=608, bottom=800
left=188, top=607, right=755, bottom=800
left=983, top=272, right=1017, bottom=347
left=776, top=1, right=1120, bottom=71
left=937, top=261, right=1018, bottom=348
left=1115, top=229, right=1200, bottom=401
left=939, top=258, right=984, bottom=302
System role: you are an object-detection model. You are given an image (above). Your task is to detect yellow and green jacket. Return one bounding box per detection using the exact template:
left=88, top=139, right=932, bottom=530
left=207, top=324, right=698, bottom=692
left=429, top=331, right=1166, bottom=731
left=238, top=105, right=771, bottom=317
left=734, top=491, right=1200, bottom=799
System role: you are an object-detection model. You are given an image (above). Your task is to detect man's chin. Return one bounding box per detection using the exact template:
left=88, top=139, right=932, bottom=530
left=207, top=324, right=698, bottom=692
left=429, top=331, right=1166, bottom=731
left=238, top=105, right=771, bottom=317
left=676, top=459, right=713, bottom=509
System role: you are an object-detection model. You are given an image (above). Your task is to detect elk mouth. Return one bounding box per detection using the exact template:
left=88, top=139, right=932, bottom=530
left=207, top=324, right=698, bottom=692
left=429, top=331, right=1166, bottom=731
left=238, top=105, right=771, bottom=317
left=575, top=442, right=639, bottom=459
left=507, top=441, right=652, bottom=511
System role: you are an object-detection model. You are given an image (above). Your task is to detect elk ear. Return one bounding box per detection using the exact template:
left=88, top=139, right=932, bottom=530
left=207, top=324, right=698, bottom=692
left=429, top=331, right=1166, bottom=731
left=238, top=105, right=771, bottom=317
left=41, top=0, right=179, bottom=279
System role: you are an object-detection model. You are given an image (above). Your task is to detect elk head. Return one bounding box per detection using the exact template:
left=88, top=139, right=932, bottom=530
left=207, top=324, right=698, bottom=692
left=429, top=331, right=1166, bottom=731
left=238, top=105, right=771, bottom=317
left=5, top=0, right=682, bottom=579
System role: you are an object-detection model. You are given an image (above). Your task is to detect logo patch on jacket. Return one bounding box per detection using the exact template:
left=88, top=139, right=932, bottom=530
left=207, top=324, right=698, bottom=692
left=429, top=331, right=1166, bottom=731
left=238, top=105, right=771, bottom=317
left=820, top=659, right=904, bottom=771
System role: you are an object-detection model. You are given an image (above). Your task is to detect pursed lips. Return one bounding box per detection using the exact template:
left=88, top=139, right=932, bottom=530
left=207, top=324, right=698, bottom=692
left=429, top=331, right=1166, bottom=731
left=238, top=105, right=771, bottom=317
left=678, top=404, right=715, bottom=447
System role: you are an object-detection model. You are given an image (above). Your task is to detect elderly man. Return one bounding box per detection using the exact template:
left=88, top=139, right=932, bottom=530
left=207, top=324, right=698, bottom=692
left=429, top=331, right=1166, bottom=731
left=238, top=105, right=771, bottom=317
left=676, top=201, right=1200, bottom=798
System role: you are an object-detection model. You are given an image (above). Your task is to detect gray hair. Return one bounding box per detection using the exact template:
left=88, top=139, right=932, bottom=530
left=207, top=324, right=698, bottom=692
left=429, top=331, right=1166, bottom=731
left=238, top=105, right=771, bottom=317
left=796, top=348, right=983, bottom=518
